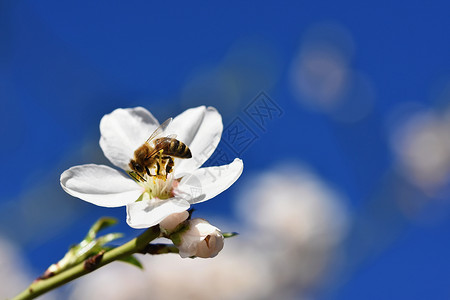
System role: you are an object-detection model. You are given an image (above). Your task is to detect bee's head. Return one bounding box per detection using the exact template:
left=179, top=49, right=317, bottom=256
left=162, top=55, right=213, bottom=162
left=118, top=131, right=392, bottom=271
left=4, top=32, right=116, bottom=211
left=129, top=159, right=144, bottom=174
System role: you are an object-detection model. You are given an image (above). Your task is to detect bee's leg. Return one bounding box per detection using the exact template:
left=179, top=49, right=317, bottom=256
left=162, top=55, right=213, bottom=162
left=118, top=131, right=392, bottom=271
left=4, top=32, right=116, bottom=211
left=145, top=166, right=150, bottom=176
left=156, top=160, right=161, bottom=176
left=128, top=171, right=138, bottom=181
left=137, top=172, right=146, bottom=182
left=158, top=149, right=164, bottom=168
left=128, top=171, right=145, bottom=182
left=159, top=156, right=169, bottom=176
left=166, top=157, right=174, bottom=175
left=147, top=160, right=156, bottom=176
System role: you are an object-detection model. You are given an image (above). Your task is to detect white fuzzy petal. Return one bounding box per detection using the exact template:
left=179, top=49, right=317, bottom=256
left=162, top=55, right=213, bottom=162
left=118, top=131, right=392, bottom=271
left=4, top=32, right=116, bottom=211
left=166, top=106, right=222, bottom=176
left=60, top=164, right=143, bottom=207
left=126, top=197, right=190, bottom=229
left=99, top=107, right=159, bottom=170
left=176, top=158, right=243, bottom=204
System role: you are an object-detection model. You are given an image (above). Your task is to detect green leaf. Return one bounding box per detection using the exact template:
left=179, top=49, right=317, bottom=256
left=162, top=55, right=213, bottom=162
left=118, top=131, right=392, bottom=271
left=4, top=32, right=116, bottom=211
left=42, top=218, right=123, bottom=277
left=85, top=217, right=118, bottom=242
left=118, top=255, right=144, bottom=269
left=223, top=232, right=239, bottom=238
left=96, top=233, right=123, bottom=246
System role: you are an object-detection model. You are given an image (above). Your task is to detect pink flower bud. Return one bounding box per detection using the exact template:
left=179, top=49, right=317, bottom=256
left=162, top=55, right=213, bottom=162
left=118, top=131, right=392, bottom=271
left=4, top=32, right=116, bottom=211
left=176, top=219, right=224, bottom=258
left=159, top=211, right=190, bottom=233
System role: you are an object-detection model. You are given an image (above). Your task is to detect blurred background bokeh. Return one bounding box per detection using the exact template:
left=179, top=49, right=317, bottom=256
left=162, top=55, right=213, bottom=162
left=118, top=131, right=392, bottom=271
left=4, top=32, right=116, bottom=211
left=1, top=1, right=450, bottom=299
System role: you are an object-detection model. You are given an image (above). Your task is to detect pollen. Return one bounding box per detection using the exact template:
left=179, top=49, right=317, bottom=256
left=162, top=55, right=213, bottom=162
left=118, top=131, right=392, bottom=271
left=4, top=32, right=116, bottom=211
left=138, top=173, right=175, bottom=200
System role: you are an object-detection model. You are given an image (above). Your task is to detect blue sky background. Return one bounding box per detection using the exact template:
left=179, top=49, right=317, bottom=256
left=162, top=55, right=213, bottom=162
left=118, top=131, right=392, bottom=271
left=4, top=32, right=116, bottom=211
left=1, top=1, right=450, bottom=299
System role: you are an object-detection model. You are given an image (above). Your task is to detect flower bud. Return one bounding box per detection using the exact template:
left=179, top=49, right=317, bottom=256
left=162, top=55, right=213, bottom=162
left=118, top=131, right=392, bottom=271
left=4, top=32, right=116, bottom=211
left=159, top=211, right=190, bottom=234
left=174, top=219, right=224, bottom=258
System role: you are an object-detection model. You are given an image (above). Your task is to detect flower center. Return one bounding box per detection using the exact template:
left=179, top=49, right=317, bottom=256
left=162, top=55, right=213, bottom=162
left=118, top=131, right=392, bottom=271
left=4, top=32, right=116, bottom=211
left=137, top=173, right=176, bottom=200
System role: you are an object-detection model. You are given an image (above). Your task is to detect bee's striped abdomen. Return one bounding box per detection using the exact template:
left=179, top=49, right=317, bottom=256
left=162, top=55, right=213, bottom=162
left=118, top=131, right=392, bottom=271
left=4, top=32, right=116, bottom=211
left=159, top=137, right=191, bottom=158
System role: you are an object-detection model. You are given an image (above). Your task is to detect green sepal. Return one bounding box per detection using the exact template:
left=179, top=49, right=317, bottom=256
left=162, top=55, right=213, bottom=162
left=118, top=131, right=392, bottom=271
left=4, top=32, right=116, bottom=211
left=135, top=193, right=144, bottom=202
left=102, top=245, right=143, bottom=269
left=223, top=232, right=239, bottom=238
left=118, top=255, right=144, bottom=269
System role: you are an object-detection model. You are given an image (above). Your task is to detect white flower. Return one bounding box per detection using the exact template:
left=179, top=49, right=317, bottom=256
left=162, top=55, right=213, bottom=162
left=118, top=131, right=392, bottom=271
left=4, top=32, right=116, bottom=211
left=60, top=106, right=243, bottom=228
left=173, top=218, right=224, bottom=258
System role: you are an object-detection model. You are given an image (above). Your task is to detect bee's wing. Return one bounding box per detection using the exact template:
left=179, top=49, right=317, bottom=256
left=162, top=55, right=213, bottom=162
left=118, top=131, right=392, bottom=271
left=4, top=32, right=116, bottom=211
left=146, top=118, right=173, bottom=145
left=146, top=134, right=179, bottom=159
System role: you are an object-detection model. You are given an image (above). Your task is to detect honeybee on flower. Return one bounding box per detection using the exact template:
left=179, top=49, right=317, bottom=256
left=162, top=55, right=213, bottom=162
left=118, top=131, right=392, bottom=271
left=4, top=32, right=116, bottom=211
left=61, top=106, right=243, bottom=229
left=128, top=118, right=192, bottom=182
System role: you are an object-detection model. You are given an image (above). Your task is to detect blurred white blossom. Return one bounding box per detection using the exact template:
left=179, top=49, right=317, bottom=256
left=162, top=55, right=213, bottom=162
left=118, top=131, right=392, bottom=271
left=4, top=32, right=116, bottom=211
left=0, top=237, right=32, bottom=299
left=237, top=165, right=349, bottom=296
left=290, top=22, right=374, bottom=123
left=0, top=237, right=59, bottom=300
left=69, top=242, right=274, bottom=300
left=390, top=107, right=450, bottom=193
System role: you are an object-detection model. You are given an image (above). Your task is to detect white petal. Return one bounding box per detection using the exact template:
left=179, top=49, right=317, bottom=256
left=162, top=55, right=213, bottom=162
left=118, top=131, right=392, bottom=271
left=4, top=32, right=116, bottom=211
left=99, top=107, right=159, bottom=170
left=126, top=197, right=190, bottom=229
left=166, top=106, right=222, bottom=176
left=60, top=164, right=143, bottom=207
left=176, top=158, right=243, bottom=204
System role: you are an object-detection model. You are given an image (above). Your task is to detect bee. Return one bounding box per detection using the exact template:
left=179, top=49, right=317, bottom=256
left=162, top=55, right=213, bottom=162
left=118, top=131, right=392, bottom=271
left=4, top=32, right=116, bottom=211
left=128, top=118, right=192, bottom=181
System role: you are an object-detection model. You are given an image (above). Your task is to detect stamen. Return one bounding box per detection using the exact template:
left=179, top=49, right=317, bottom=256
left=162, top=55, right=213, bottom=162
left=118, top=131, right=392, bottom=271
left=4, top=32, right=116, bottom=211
left=135, top=169, right=175, bottom=200
left=128, top=155, right=177, bottom=199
